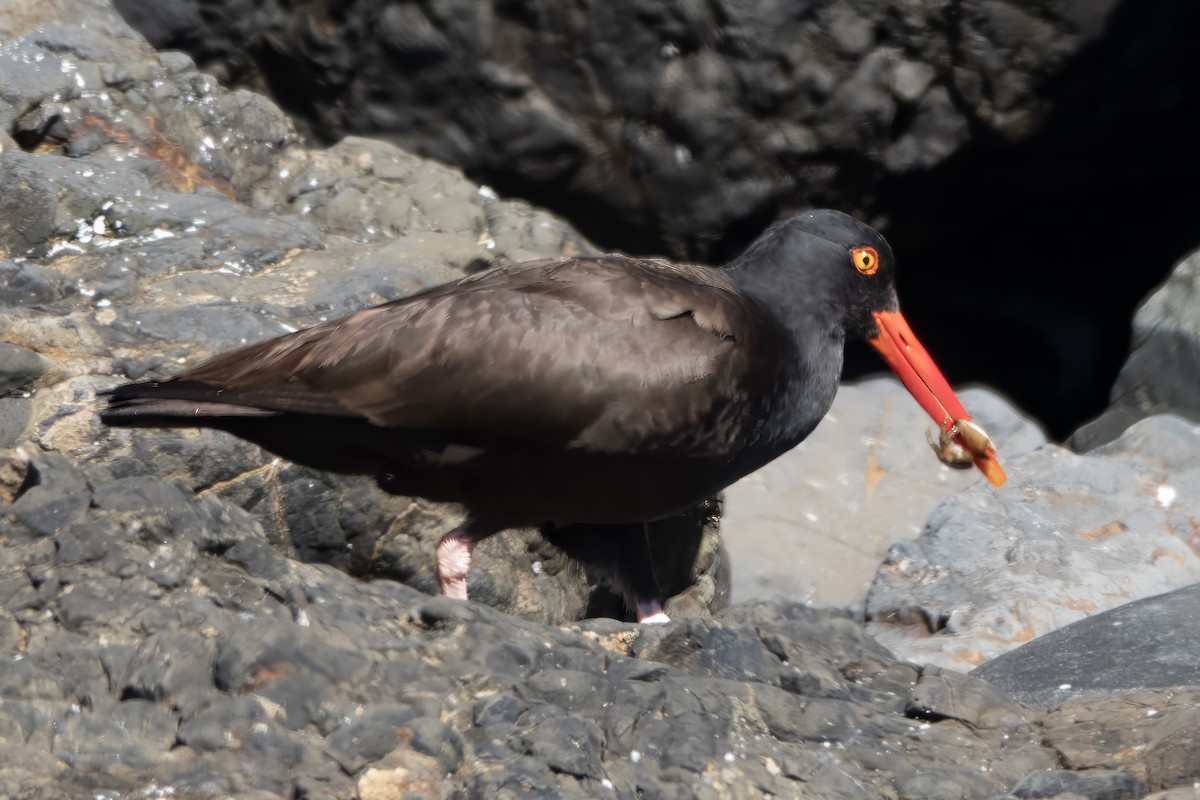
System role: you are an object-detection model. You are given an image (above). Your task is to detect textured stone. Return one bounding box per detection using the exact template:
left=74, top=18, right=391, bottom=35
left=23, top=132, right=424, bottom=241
left=974, top=583, right=1200, bottom=709
left=867, top=415, right=1200, bottom=670
left=1073, top=247, right=1200, bottom=451
left=724, top=378, right=1045, bottom=607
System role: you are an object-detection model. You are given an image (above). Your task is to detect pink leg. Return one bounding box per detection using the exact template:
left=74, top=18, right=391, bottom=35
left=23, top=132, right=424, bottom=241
left=435, top=519, right=496, bottom=601
left=636, top=599, right=671, bottom=624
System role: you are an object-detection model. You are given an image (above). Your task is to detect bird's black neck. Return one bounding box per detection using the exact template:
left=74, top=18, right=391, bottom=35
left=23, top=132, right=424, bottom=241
left=721, top=227, right=849, bottom=454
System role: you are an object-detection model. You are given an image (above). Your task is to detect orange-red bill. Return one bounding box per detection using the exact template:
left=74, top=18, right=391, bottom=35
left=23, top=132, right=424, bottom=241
left=867, top=310, right=1007, bottom=487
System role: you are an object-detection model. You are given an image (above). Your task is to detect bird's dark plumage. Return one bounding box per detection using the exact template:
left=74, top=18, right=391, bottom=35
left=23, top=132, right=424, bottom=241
left=102, top=210, right=1001, bottom=620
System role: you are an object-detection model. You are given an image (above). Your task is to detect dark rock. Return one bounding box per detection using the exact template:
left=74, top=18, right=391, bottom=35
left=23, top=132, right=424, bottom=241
left=4, top=444, right=1200, bottom=797
left=0, top=343, right=48, bottom=396
left=1073, top=248, right=1200, bottom=451
left=8, top=452, right=91, bottom=538
left=973, top=584, right=1200, bottom=710
left=53, top=697, right=179, bottom=770
left=118, top=631, right=218, bottom=702
left=106, top=0, right=1114, bottom=259
left=0, top=0, right=721, bottom=627
left=175, top=695, right=266, bottom=751
left=908, top=666, right=1040, bottom=730
left=520, top=716, right=604, bottom=779
left=0, top=399, right=31, bottom=450
left=406, top=716, right=464, bottom=773
left=4, top=3, right=1200, bottom=797
left=1008, top=768, right=1148, bottom=800
left=326, top=704, right=419, bottom=773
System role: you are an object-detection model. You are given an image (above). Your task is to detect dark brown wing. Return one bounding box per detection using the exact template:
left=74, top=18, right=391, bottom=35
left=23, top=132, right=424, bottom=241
left=124, top=256, right=776, bottom=457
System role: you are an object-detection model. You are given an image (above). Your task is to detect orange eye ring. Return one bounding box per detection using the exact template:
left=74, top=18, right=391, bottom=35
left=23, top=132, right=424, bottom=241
left=852, top=246, right=880, bottom=275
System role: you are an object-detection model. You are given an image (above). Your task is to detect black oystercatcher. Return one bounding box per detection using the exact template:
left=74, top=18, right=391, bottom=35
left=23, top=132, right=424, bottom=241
left=102, top=210, right=1005, bottom=621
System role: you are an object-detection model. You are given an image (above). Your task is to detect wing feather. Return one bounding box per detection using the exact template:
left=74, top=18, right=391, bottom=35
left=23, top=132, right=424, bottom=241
left=165, top=256, right=773, bottom=456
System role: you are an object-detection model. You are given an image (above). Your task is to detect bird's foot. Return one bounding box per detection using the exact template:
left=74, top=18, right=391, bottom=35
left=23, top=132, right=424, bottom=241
left=436, top=528, right=476, bottom=601
left=636, top=599, right=671, bottom=624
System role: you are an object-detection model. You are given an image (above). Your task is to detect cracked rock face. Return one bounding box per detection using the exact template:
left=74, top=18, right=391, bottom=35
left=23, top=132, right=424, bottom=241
left=1072, top=247, right=1200, bottom=451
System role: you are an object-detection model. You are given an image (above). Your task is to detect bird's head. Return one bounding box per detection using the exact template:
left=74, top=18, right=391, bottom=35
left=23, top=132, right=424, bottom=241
left=731, top=209, right=1006, bottom=487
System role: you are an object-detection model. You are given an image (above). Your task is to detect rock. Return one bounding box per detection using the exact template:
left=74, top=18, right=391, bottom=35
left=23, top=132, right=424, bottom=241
left=973, top=583, right=1200, bottom=709
left=108, top=0, right=1116, bottom=259
left=723, top=378, right=1045, bottom=608
left=0, top=345, right=49, bottom=451
left=866, top=415, right=1200, bottom=670
left=1072, top=247, right=1200, bottom=451
left=3, top=3, right=1200, bottom=796
left=106, top=0, right=1200, bottom=444
left=0, top=446, right=1078, bottom=797
left=1005, top=769, right=1148, bottom=800
left=0, top=397, right=1196, bottom=797
left=1041, top=688, right=1200, bottom=792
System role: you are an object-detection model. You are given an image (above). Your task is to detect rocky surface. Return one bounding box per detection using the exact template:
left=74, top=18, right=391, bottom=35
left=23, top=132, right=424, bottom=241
left=866, top=414, right=1200, bottom=671
left=0, top=445, right=1194, bottom=800
left=3, top=1, right=1200, bottom=797
left=725, top=378, right=1046, bottom=608
left=5, top=445, right=1200, bottom=798
left=106, top=0, right=1120, bottom=257
left=1071, top=247, right=1200, bottom=451
left=974, top=583, right=1200, bottom=709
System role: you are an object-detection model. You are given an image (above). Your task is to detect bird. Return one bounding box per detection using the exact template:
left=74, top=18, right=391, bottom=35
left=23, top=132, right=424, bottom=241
left=101, top=209, right=1005, bottom=622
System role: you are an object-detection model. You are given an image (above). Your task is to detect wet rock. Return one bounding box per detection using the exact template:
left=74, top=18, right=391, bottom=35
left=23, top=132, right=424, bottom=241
left=0, top=445, right=1197, bottom=797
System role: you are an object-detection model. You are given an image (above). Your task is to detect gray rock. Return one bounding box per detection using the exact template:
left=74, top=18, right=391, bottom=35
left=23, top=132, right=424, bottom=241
left=3, top=3, right=1200, bottom=796
left=107, top=0, right=1200, bottom=444
left=0, top=343, right=48, bottom=396
left=973, top=583, right=1200, bottom=710
left=724, top=377, right=1044, bottom=608
left=1040, top=688, right=1200, bottom=794
left=109, top=0, right=1115, bottom=259
left=1073, top=247, right=1200, bottom=451
left=866, top=415, right=1200, bottom=670
left=1006, top=769, right=1148, bottom=800
left=3, top=443, right=1199, bottom=800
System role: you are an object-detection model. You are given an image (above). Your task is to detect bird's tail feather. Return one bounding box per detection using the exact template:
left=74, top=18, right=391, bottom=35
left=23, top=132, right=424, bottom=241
left=100, top=379, right=283, bottom=426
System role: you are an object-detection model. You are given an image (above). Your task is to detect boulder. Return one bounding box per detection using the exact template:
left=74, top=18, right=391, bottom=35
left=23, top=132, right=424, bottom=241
left=866, top=415, right=1200, bottom=671
left=1072, top=247, right=1200, bottom=451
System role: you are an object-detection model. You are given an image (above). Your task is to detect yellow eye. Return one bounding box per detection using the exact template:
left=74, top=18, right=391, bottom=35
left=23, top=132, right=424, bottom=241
left=852, top=246, right=880, bottom=275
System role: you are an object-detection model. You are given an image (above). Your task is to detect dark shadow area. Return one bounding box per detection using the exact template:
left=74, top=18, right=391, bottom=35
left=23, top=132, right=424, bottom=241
left=843, top=0, right=1200, bottom=439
